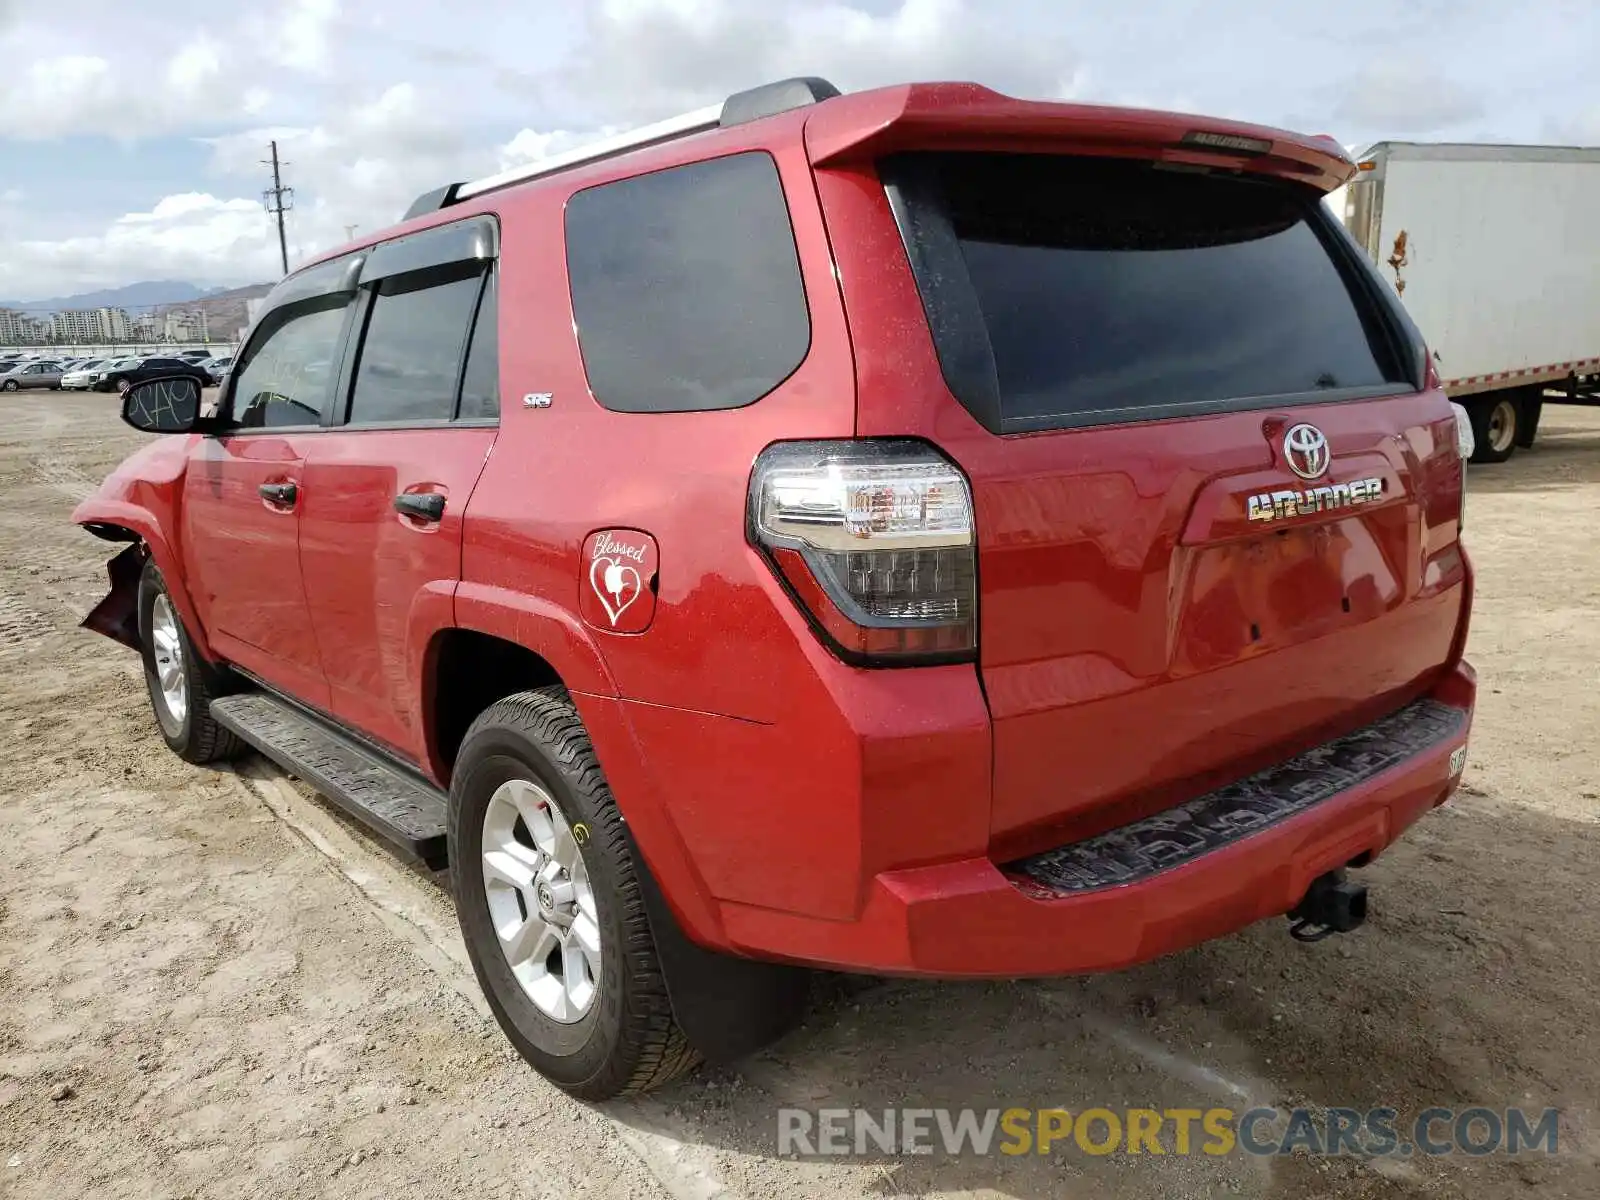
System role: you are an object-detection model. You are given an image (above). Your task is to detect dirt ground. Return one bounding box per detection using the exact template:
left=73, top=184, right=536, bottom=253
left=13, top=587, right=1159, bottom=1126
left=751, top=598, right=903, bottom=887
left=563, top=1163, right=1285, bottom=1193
left=0, top=392, right=1595, bottom=1200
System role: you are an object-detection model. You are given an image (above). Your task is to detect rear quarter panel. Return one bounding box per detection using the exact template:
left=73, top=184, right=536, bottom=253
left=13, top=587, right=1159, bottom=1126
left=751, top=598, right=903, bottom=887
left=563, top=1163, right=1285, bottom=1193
left=459, top=117, right=860, bottom=724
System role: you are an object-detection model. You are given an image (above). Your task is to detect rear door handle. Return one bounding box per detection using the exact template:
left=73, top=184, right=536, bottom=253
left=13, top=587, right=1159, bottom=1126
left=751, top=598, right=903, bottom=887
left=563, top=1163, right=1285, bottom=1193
left=393, top=493, right=446, bottom=523
left=259, top=482, right=297, bottom=506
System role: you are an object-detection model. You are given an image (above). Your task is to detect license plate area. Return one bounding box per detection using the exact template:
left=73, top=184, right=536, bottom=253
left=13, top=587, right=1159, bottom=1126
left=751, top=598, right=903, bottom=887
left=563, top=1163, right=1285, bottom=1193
left=1178, top=521, right=1371, bottom=670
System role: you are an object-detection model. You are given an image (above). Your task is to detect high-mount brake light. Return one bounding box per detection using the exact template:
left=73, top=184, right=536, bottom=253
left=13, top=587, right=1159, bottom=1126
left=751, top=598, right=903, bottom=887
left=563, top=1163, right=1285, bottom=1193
left=1179, top=130, right=1273, bottom=155
left=749, top=440, right=976, bottom=664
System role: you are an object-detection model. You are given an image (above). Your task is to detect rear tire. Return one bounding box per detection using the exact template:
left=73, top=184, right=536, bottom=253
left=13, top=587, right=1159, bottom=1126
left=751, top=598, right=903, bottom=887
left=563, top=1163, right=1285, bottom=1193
left=137, top=561, right=241, bottom=764
left=448, top=688, right=698, bottom=1100
left=1515, top=393, right=1543, bottom=449
left=1468, top=393, right=1520, bottom=463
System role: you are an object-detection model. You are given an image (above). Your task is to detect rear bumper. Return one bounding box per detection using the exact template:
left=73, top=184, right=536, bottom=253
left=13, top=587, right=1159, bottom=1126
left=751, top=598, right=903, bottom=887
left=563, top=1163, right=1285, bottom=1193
left=719, top=661, right=1475, bottom=976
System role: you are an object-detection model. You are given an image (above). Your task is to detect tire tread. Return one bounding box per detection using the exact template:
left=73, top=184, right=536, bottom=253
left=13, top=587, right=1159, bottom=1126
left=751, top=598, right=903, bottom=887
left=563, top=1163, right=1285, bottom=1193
left=456, top=686, right=698, bottom=1097
left=140, top=559, right=241, bottom=765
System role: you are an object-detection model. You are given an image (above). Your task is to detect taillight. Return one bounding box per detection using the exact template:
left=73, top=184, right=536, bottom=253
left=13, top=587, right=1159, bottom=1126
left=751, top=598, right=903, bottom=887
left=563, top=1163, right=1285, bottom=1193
left=748, top=439, right=976, bottom=665
left=1449, top=400, right=1473, bottom=531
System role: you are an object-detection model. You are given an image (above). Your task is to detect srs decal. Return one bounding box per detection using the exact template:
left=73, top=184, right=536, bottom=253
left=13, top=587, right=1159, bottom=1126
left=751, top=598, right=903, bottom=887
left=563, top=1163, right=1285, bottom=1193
left=579, top=529, right=659, bottom=634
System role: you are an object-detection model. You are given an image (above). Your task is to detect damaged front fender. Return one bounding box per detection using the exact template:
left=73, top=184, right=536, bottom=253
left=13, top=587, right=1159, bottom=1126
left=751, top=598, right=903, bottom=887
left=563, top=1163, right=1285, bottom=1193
left=83, top=542, right=148, bottom=651
left=71, top=432, right=214, bottom=660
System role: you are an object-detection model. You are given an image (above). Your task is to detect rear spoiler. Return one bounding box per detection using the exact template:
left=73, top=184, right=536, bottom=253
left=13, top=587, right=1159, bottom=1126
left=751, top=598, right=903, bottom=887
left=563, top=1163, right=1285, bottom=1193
left=804, top=84, right=1357, bottom=194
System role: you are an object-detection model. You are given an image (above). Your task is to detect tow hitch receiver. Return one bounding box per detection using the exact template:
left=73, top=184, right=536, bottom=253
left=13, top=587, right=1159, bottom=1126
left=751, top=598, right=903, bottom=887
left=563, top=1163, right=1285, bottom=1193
left=1288, top=870, right=1368, bottom=942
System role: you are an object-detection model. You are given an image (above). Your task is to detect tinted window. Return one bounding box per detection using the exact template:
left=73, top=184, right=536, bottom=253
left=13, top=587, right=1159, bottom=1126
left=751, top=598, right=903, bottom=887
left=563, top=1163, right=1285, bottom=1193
left=457, top=273, right=498, bottom=420
left=565, top=151, right=810, bottom=413
left=347, top=267, right=482, bottom=425
left=229, top=300, right=349, bottom=429
left=889, top=153, right=1404, bottom=432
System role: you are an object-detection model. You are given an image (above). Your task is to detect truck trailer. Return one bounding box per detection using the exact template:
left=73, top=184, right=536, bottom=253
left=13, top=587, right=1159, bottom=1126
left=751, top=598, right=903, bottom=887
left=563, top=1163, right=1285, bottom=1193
left=1336, top=142, right=1600, bottom=462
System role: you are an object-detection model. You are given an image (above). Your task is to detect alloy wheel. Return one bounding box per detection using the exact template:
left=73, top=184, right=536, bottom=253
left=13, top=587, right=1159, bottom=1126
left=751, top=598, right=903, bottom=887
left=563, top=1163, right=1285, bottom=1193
left=480, top=778, right=601, bottom=1023
left=149, top=594, right=188, bottom=729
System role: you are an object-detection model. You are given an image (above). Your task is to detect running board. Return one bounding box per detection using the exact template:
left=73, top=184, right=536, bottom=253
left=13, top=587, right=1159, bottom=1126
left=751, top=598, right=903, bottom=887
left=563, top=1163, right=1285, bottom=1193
left=211, top=692, right=449, bottom=868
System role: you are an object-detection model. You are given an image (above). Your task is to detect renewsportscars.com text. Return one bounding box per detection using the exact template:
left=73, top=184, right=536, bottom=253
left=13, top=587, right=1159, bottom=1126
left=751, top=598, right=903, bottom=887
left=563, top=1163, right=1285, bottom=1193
left=777, top=1106, right=1560, bottom=1159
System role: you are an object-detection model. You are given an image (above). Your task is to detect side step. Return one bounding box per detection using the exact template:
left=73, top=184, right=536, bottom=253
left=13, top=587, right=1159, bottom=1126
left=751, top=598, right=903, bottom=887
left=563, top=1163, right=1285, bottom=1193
left=212, top=692, right=449, bottom=869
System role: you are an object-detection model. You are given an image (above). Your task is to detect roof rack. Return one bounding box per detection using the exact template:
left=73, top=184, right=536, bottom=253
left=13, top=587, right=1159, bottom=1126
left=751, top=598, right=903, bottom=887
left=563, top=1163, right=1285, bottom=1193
left=402, top=76, right=840, bottom=222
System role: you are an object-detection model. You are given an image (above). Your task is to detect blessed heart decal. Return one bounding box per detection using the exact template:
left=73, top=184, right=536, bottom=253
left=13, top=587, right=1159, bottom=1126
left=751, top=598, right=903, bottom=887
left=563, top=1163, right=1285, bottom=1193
left=589, top=554, right=643, bottom=626
left=580, top=529, right=659, bottom=634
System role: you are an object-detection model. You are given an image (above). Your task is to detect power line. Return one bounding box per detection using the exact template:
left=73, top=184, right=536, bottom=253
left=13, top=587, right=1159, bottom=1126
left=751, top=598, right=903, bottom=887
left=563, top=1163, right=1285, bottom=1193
left=262, top=140, right=294, bottom=277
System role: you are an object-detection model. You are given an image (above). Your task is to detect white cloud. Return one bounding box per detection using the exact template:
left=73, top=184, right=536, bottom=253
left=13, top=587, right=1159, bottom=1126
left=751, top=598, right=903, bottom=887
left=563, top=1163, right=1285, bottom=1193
left=0, top=35, right=267, bottom=140
left=2, top=0, right=1598, bottom=301
left=0, top=194, right=280, bottom=297
left=0, top=101, right=624, bottom=296
left=497, top=127, right=623, bottom=171
left=563, top=0, right=1080, bottom=120
left=269, top=0, right=341, bottom=72
left=200, top=81, right=508, bottom=256
left=1331, top=62, right=1484, bottom=135
left=1545, top=105, right=1600, bottom=146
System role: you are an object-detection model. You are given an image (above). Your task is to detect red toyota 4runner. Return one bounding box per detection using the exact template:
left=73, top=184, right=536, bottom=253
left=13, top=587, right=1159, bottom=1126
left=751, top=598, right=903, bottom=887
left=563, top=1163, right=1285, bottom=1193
left=75, top=78, right=1476, bottom=1100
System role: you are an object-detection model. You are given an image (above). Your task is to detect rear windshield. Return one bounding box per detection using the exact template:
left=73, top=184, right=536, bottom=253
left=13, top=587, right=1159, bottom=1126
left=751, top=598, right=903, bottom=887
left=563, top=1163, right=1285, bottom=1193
left=884, top=152, right=1409, bottom=433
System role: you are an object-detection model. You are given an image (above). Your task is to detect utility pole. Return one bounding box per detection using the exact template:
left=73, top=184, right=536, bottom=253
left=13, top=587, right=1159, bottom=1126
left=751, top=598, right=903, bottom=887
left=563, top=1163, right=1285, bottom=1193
left=344, top=224, right=359, bottom=241
left=262, top=140, right=294, bottom=276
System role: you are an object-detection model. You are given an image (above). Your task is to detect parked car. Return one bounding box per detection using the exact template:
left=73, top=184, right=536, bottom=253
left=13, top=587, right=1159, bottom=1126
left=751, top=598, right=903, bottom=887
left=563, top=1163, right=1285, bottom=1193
left=75, top=76, right=1476, bottom=1101
left=1, top=360, right=63, bottom=390
left=60, top=360, right=109, bottom=390
left=84, top=358, right=142, bottom=392
left=91, top=357, right=210, bottom=393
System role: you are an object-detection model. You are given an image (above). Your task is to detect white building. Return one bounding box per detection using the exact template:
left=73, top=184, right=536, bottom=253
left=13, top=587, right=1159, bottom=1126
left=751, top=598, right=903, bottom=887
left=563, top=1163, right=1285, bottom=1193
left=163, top=309, right=207, bottom=342
left=0, top=309, right=35, bottom=345
left=50, top=307, right=131, bottom=342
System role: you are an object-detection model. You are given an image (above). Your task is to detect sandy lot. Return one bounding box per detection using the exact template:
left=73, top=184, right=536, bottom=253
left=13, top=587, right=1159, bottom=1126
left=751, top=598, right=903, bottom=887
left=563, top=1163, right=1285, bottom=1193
left=0, top=392, right=1596, bottom=1200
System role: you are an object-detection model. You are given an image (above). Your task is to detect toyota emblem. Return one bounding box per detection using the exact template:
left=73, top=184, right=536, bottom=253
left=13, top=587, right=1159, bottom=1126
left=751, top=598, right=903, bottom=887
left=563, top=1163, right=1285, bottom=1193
left=1283, top=424, right=1331, bottom=480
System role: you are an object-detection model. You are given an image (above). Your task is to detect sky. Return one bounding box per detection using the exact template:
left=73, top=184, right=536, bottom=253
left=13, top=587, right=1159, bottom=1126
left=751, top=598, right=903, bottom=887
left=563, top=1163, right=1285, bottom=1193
left=1, top=0, right=1597, bottom=304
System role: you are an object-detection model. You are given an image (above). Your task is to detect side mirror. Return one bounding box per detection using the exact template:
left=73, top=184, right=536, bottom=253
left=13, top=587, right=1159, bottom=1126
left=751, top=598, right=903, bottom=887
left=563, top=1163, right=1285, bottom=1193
left=121, top=376, right=203, bottom=434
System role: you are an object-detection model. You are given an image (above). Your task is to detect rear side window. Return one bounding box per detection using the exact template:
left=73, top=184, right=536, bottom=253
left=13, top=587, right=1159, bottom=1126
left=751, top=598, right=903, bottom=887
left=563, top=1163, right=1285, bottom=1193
left=347, top=266, right=483, bottom=425
left=884, top=152, right=1409, bottom=433
left=565, top=151, right=810, bottom=413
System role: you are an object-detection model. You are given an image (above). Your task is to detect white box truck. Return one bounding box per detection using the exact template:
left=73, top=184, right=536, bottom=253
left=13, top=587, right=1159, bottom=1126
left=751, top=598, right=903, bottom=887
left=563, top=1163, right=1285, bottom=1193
left=1334, top=142, right=1600, bottom=462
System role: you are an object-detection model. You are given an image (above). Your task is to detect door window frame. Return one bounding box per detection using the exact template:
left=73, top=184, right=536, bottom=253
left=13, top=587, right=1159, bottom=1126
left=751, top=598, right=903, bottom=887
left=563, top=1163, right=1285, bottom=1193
left=330, top=260, right=499, bottom=433
left=215, top=213, right=500, bottom=438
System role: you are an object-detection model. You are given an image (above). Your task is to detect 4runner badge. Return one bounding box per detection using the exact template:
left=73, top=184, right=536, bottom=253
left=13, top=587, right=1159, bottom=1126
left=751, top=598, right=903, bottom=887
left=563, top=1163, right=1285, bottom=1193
left=579, top=529, right=659, bottom=634
left=1247, top=476, right=1386, bottom=523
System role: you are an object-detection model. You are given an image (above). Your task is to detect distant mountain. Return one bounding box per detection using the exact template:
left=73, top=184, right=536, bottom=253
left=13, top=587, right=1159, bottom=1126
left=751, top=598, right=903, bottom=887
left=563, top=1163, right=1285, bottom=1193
left=160, top=283, right=276, bottom=340
left=0, top=280, right=220, bottom=314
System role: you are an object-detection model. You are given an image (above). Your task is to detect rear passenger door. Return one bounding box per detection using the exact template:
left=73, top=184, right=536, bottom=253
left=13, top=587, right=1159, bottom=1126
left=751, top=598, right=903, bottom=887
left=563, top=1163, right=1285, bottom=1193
left=298, top=217, right=500, bottom=762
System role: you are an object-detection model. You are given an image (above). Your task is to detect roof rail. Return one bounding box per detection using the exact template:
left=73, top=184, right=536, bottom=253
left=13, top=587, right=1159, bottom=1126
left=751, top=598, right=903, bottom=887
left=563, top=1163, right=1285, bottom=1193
left=401, top=76, right=841, bottom=221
